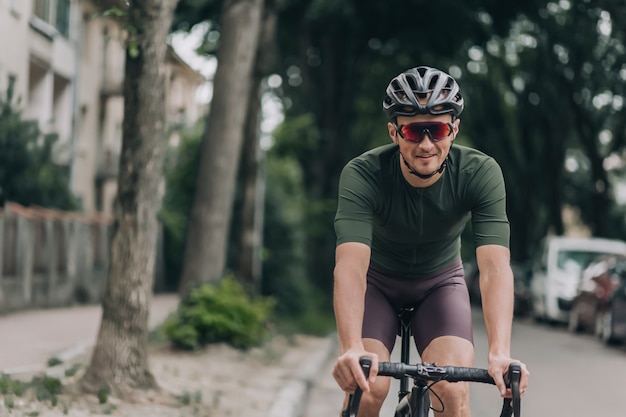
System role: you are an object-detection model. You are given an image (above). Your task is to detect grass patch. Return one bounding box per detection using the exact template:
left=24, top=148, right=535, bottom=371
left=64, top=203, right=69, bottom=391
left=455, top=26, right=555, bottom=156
left=0, top=373, right=63, bottom=410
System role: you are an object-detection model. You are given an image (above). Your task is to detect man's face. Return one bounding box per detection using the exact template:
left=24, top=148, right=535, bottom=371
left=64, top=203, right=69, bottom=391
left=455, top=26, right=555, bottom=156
left=387, top=113, right=459, bottom=184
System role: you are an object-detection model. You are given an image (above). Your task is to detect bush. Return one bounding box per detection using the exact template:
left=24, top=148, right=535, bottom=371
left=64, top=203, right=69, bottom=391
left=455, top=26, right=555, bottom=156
left=163, top=276, right=275, bottom=350
left=0, top=80, right=76, bottom=210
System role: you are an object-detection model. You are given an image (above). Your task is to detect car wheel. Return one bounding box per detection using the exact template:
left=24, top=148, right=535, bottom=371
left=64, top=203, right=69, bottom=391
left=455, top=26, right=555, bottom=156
left=568, top=304, right=583, bottom=333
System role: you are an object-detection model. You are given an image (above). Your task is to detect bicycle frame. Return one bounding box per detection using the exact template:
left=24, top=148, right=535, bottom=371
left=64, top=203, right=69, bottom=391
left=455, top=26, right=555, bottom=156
left=395, top=306, right=430, bottom=417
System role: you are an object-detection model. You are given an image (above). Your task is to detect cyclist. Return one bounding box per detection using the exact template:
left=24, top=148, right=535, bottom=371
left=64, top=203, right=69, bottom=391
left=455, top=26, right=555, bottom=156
left=332, top=66, right=529, bottom=417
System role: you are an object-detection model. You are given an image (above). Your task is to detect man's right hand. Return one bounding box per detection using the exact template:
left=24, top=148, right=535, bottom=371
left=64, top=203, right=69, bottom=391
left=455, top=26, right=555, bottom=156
left=332, top=348, right=379, bottom=393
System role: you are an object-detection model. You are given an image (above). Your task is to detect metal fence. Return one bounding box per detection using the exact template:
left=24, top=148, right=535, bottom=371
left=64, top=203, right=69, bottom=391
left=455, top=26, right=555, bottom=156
left=0, top=203, right=111, bottom=312
left=0, top=202, right=168, bottom=314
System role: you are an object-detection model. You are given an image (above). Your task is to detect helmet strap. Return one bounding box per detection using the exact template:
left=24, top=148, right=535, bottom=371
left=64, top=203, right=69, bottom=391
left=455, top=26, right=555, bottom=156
left=400, top=153, right=448, bottom=180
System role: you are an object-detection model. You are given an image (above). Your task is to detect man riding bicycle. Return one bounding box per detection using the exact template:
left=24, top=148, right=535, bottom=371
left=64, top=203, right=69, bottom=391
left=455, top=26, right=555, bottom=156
left=332, top=66, right=529, bottom=417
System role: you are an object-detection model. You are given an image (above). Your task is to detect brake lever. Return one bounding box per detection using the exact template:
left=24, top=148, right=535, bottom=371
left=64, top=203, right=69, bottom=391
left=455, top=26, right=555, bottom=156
left=341, top=357, right=372, bottom=417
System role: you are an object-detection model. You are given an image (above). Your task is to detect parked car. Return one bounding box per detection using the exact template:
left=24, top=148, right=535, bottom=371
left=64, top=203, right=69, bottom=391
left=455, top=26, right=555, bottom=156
left=567, top=255, right=626, bottom=336
left=529, top=236, right=626, bottom=324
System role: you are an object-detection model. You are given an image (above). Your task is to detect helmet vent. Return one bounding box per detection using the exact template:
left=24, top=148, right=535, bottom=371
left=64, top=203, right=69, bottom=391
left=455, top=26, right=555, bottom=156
left=438, top=88, right=451, bottom=99
left=428, top=76, right=439, bottom=90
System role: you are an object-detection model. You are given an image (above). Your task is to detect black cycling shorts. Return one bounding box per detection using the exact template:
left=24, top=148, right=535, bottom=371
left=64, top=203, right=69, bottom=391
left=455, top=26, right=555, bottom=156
left=362, top=258, right=473, bottom=354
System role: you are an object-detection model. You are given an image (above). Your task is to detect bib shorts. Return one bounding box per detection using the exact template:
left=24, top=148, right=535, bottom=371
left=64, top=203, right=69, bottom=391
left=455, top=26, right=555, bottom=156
left=362, top=258, right=474, bottom=354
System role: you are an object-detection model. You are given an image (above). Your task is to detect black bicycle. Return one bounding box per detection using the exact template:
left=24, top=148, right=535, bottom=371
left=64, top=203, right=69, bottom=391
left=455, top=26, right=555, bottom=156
left=342, top=306, right=522, bottom=417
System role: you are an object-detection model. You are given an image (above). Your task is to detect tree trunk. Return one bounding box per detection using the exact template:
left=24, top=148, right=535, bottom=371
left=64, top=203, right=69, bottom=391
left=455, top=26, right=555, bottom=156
left=236, top=84, right=264, bottom=293
left=179, top=0, right=263, bottom=297
left=80, top=0, right=178, bottom=398
left=236, top=0, right=277, bottom=293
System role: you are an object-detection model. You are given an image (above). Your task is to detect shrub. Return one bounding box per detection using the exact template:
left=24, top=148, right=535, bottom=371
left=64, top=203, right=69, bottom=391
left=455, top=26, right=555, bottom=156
left=163, top=276, right=275, bottom=350
left=0, top=374, right=61, bottom=407
left=0, top=80, right=77, bottom=210
left=0, top=374, right=25, bottom=396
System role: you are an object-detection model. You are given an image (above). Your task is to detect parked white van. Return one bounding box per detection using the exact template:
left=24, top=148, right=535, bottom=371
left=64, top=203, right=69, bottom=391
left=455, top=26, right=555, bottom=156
left=529, top=236, right=626, bottom=323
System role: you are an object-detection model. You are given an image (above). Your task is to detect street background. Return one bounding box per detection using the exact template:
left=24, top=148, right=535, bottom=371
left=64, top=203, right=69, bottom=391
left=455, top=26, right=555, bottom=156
left=2, top=296, right=625, bottom=417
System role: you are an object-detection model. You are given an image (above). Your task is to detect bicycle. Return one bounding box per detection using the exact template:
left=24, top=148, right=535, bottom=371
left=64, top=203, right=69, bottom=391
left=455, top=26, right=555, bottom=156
left=341, top=306, right=522, bottom=417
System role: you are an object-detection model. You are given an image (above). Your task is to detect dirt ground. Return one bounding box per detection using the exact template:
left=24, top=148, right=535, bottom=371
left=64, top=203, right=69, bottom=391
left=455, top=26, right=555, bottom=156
left=0, top=334, right=332, bottom=417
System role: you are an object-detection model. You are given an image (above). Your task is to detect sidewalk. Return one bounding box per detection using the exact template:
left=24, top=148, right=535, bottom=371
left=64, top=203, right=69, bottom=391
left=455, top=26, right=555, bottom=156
left=0, top=294, right=338, bottom=417
left=0, top=294, right=179, bottom=377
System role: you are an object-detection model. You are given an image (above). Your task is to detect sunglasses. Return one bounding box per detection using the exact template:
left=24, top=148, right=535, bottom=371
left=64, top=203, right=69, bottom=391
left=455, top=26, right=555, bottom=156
left=395, top=121, right=454, bottom=142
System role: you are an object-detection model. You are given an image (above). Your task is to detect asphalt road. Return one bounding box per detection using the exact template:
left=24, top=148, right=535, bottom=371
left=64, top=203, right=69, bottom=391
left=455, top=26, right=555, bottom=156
left=304, top=308, right=626, bottom=417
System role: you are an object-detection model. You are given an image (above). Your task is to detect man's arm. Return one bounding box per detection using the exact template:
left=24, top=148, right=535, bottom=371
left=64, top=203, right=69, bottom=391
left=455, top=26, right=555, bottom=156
left=332, top=241, right=375, bottom=393
left=476, top=244, right=517, bottom=394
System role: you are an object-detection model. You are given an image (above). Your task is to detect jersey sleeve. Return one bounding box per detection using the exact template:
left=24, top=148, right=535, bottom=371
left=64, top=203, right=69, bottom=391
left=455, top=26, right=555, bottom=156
left=468, top=157, right=511, bottom=249
left=334, top=160, right=379, bottom=247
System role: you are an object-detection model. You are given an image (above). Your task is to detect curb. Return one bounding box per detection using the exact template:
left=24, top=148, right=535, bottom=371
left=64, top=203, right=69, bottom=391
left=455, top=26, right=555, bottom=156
left=2, top=340, right=92, bottom=381
left=267, top=333, right=338, bottom=417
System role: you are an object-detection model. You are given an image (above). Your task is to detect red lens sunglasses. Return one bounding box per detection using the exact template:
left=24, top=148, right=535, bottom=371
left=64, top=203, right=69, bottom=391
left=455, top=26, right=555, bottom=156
left=394, top=121, right=454, bottom=143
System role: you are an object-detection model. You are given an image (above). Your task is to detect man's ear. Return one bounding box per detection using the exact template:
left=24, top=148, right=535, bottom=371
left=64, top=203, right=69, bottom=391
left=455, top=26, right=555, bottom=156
left=388, top=122, right=398, bottom=144
left=451, top=118, right=460, bottom=141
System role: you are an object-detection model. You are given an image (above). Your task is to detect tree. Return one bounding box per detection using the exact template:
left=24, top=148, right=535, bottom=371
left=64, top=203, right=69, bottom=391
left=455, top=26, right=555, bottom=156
left=462, top=2, right=626, bottom=259
left=80, top=0, right=179, bottom=398
left=270, top=0, right=548, bottom=295
left=178, top=0, right=264, bottom=296
left=173, top=0, right=549, bottom=298
left=173, top=1, right=626, bottom=304
left=235, top=0, right=278, bottom=293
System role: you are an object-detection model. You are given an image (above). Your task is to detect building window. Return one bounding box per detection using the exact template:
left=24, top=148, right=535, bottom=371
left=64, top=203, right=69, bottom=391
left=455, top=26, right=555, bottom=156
left=33, top=0, right=51, bottom=22
left=55, top=0, right=70, bottom=37
left=32, top=0, right=70, bottom=37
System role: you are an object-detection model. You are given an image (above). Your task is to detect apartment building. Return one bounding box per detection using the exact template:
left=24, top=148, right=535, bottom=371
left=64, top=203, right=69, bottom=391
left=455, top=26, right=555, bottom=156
left=0, top=0, right=205, bottom=214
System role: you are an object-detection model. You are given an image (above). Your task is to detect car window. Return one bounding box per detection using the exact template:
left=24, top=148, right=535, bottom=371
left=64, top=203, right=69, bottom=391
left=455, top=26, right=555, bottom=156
left=556, top=250, right=598, bottom=272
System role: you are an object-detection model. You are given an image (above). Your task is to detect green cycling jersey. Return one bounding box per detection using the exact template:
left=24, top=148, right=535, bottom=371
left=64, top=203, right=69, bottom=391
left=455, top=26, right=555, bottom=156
left=334, top=143, right=510, bottom=278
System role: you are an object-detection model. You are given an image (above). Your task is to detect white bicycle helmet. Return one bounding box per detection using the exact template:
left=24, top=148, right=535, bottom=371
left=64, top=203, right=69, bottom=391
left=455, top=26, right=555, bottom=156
left=383, top=66, right=464, bottom=120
